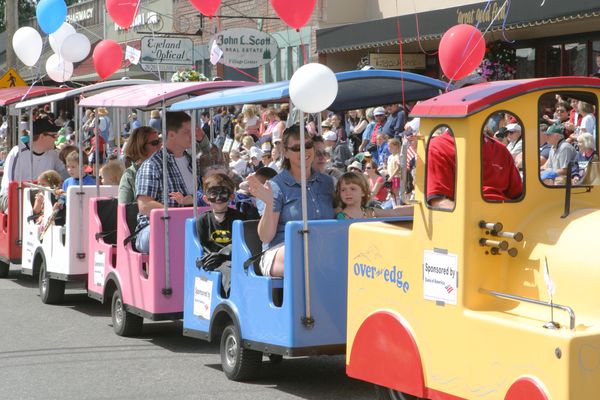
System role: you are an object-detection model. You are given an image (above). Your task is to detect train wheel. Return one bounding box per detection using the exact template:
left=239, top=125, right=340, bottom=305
left=375, top=385, right=422, bottom=400
left=111, top=289, right=143, bottom=337
left=39, top=261, right=65, bottom=304
left=220, top=323, right=262, bottom=381
left=0, top=261, right=8, bottom=278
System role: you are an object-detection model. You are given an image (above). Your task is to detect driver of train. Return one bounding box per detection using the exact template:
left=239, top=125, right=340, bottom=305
left=426, top=128, right=523, bottom=209
left=0, top=117, right=68, bottom=213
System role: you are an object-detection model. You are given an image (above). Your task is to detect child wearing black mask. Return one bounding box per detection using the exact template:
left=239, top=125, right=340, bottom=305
left=196, top=173, right=245, bottom=297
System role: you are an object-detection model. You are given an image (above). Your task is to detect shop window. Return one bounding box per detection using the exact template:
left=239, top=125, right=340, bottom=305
left=515, top=48, right=535, bottom=79
left=425, top=126, right=456, bottom=211
left=592, top=41, right=600, bottom=77
left=538, top=91, right=598, bottom=187
left=480, top=112, right=524, bottom=202
left=544, top=45, right=562, bottom=77
left=564, top=42, right=587, bottom=76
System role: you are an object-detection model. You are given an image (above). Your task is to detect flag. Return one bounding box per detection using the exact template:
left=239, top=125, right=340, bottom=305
left=543, top=257, right=556, bottom=298
left=125, top=46, right=141, bottom=65
left=210, top=40, right=223, bottom=65
left=406, top=142, right=416, bottom=168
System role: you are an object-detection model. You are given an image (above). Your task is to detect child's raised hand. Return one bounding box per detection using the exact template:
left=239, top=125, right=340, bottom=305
left=247, top=173, right=273, bottom=203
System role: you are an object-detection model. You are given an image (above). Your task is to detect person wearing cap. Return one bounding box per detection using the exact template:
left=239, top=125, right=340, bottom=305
left=541, top=123, right=577, bottom=185
left=347, top=160, right=363, bottom=173
left=382, top=103, right=406, bottom=139
left=243, top=146, right=264, bottom=176
left=368, top=107, right=387, bottom=146
left=505, top=123, right=523, bottom=168
left=0, top=117, right=68, bottom=212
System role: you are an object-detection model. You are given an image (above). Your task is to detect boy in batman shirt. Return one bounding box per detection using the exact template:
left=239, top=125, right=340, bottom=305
left=196, top=173, right=245, bottom=297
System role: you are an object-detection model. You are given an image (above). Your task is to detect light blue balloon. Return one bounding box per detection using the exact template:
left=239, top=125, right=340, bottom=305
left=36, top=0, right=67, bottom=34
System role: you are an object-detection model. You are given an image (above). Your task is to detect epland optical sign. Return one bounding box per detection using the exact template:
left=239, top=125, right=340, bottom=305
left=212, top=28, right=279, bottom=69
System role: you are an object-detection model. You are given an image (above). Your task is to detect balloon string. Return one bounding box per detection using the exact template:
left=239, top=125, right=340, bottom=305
left=500, top=0, right=515, bottom=43
left=229, top=66, right=260, bottom=82
left=395, top=18, right=406, bottom=111
left=299, top=32, right=308, bottom=65
left=415, top=13, right=437, bottom=56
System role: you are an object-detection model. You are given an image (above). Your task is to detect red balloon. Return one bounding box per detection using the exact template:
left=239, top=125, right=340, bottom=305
left=438, top=24, right=486, bottom=81
left=93, top=40, right=123, bottom=80
left=106, top=0, right=140, bottom=29
left=270, top=0, right=316, bottom=30
left=188, top=0, right=221, bottom=17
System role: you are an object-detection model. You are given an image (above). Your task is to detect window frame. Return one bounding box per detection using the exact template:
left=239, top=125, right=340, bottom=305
left=425, top=124, right=457, bottom=213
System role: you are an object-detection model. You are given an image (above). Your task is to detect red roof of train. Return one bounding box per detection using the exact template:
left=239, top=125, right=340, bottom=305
left=411, top=76, right=600, bottom=118
left=0, top=86, right=69, bottom=106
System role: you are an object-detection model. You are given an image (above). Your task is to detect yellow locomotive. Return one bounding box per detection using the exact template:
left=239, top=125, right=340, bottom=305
left=347, top=77, right=600, bottom=400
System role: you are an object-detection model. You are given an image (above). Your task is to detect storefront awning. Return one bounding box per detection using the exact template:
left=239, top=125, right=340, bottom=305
left=317, top=0, right=600, bottom=54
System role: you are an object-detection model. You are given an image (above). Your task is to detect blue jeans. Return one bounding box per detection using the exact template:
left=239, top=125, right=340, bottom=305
left=135, top=225, right=151, bottom=254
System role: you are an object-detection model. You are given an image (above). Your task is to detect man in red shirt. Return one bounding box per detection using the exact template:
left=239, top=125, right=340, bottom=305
left=426, top=130, right=523, bottom=208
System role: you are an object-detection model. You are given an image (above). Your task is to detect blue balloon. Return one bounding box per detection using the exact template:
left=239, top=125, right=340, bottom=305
left=36, top=0, right=67, bottom=34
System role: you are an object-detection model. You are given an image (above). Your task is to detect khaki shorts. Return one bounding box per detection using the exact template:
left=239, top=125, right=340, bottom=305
left=259, top=242, right=284, bottom=276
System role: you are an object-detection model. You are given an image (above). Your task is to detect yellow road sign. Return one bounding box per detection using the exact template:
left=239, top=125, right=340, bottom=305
left=0, top=68, right=27, bottom=88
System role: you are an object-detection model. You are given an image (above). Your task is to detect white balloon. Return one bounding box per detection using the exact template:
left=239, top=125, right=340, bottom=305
left=12, top=27, right=43, bottom=67
left=60, top=33, right=91, bottom=63
left=289, top=63, right=338, bottom=113
left=49, top=23, right=76, bottom=55
left=45, top=54, right=73, bottom=83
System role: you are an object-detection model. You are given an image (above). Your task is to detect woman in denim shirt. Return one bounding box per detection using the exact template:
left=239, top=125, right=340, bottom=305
left=248, top=125, right=335, bottom=277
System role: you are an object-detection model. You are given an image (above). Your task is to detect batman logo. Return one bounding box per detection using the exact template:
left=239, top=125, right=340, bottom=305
left=211, top=229, right=231, bottom=244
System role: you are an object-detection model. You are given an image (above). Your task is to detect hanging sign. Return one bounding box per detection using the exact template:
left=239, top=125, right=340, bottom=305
left=140, top=36, right=193, bottom=72
left=211, top=27, right=279, bottom=69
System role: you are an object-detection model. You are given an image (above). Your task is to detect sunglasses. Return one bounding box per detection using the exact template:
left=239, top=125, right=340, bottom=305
left=145, top=139, right=161, bottom=146
left=43, top=132, right=58, bottom=138
left=286, top=141, right=314, bottom=152
left=206, top=186, right=232, bottom=203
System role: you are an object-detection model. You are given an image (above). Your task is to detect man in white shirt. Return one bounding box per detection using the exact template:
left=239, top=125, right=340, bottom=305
left=0, top=118, right=68, bottom=212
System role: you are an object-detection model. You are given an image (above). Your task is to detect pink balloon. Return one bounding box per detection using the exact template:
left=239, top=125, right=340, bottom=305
left=438, top=24, right=486, bottom=81
left=93, top=40, right=123, bottom=80
left=270, top=0, right=316, bottom=30
left=188, top=0, right=221, bottom=17
left=106, top=0, right=140, bottom=29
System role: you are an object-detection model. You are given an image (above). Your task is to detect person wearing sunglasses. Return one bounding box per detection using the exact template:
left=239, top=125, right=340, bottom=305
left=247, top=125, right=335, bottom=278
left=118, top=126, right=162, bottom=204
left=0, top=117, right=68, bottom=213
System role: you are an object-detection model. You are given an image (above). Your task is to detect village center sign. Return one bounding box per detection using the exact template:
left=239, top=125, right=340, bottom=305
left=212, top=28, right=279, bottom=69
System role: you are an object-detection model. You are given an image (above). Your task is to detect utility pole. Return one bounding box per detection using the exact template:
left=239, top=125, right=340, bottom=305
left=6, top=0, right=17, bottom=69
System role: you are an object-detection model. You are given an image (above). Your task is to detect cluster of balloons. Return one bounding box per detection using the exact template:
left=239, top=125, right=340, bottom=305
left=12, top=0, right=90, bottom=82
left=438, top=24, right=486, bottom=82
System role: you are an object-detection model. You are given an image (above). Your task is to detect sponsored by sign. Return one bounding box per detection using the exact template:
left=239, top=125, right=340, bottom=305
left=193, top=277, right=213, bottom=320
left=423, top=250, right=458, bottom=305
left=140, top=36, right=193, bottom=72
left=211, top=28, right=279, bottom=69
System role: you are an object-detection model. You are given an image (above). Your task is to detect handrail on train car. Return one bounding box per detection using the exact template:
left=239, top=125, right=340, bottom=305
left=479, top=288, right=576, bottom=330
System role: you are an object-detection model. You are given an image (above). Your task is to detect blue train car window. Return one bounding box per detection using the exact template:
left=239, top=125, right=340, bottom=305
left=480, top=111, right=524, bottom=202
left=425, top=125, right=456, bottom=211
left=538, top=91, right=598, bottom=187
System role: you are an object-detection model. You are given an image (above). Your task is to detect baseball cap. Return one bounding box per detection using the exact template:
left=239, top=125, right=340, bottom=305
left=373, top=107, right=386, bottom=116
left=32, top=118, right=60, bottom=137
left=505, top=123, right=521, bottom=132
left=249, top=147, right=263, bottom=159
left=545, top=124, right=564, bottom=135
left=348, top=160, right=363, bottom=171
left=323, top=131, right=337, bottom=141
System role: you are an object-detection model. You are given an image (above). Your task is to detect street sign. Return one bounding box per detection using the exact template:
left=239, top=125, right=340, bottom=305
left=0, top=68, right=27, bottom=88
left=140, top=36, right=193, bottom=72
left=212, top=28, right=279, bottom=69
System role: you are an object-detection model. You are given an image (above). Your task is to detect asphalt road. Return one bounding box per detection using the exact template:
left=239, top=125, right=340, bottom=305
left=0, top=268, right=374, bottom=400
